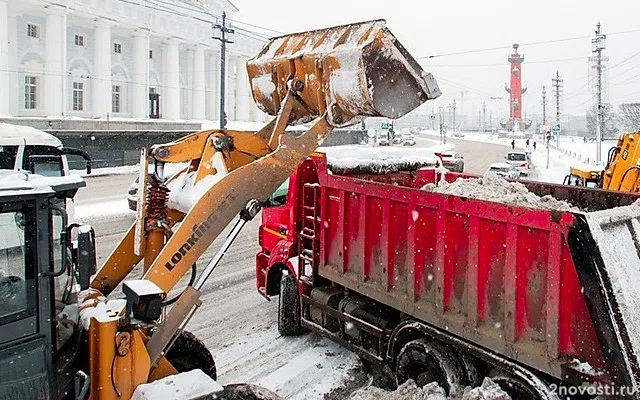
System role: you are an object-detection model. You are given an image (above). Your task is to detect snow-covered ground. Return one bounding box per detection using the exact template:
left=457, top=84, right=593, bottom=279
left=74, top=198, right=133, bottom=222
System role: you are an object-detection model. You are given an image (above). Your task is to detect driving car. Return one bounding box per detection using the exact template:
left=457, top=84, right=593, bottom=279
left=439, top=151, right=464, bottom=172
left=401, top=134, right=416, bottom=146
left=487, top=162, right=520, bottom=180
left=505, top=151, right=529, bottom=176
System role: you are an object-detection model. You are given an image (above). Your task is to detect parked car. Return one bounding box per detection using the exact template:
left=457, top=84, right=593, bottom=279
left=487, top=162, right=520, bottom=180
left=439, top=151, right=464, bottom=172
left=505, top=151, right=529, bottom=176
left=401, top=134, right=416, bottom=146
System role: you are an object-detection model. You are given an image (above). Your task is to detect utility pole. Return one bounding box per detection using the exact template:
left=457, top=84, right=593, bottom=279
left=482, top=102, right=487, bottom=133
left=552, top=71, right=563, bottom=146
left=541, top=86, right=547, bottom=127
left=452, top=100, right=457, bottom=135
left=592, top=21, right=606, bottom=163
left=439, top=106, right=445, bottom=144
left=213, top=12, right=234, bottom=130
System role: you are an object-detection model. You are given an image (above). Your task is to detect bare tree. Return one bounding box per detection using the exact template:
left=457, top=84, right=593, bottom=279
left=619, top=103, right=640, bottom=131
left=587, top=103, right=618, bottom=139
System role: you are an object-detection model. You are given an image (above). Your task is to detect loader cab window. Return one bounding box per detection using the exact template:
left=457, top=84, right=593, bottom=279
left=0, top=203, right=37, bottom=328
left=0, top=146, right=18, bottom=169
left=22, top=145, right=64, bottom=177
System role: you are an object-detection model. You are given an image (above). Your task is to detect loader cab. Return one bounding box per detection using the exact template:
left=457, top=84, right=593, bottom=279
left=0, top=174, right=95, bottom=400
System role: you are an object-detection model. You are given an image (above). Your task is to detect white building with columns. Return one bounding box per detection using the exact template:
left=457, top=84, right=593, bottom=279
left=0, top=0, right=267, bottom=122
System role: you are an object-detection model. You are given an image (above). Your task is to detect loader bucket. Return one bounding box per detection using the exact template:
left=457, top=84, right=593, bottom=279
left=247, top=19, right=441, bottom=128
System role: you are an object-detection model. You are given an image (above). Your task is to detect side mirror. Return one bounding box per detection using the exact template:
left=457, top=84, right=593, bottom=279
left=75, top=225, right=97, bottom=290
left=63, top=147, right=92, bottom=175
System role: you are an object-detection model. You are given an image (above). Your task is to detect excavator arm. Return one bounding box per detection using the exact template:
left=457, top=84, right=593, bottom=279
left=81, top=19, right=441, bottom=400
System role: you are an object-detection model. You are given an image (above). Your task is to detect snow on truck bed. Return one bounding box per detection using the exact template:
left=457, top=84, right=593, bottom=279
left=321, top=146, right=441, bottom=174
left=423, top=173, right=577, bottom=212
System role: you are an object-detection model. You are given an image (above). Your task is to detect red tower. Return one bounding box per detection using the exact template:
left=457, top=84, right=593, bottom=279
left=504, top=43, right=527, bottom=130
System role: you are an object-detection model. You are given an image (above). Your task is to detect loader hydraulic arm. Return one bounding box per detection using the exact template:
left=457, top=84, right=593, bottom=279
left=81, top=19, right=440, bottom=400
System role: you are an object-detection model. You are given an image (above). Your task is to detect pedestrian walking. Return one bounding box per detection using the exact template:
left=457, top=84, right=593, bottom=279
left=511, top=140, right=515, bottom=149
left=533, top=141, right=537, bottom=150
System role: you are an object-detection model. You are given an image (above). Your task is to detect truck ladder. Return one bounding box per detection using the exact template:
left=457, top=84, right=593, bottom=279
left=298, top=183, right=319, bottom=284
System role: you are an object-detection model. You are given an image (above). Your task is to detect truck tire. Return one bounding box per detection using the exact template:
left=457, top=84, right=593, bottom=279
left=490, top=371, right=556, bottom=399
left=165, top=330, right=217, bottom=380
left=278, top=271, right=304, bottom=336
left=395, top=339, right=465, bottom=395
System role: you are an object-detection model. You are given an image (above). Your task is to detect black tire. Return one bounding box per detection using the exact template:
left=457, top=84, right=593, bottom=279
left=278, top=271, right=304, bottom=336
left=490, top=371, right=553, bottom=399
left=395, top=339, right=466, bottom=395
left=165, top=330, right=217, bottom=380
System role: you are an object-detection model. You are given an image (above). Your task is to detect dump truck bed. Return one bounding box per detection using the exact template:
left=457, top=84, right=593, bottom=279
left=269, top=153, right=640, bottom=391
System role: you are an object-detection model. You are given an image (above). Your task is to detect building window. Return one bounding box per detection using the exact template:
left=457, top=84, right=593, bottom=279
left=74, top=34, right=84, bottom=46
left=149, top=50, right=153, bottom=59
left=24, top=76, right=37, bottom=109
left=112, top=85, right=121, bottom=113
left=27, top=24, right=39, bottom=38
left=72, top=82, right=84, bottom=111
left=114, top=43, right=122, bottom=54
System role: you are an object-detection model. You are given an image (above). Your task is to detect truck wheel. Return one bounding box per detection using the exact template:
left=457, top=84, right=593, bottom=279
left=490, top=372, right=554, bottom=399
left=165, top=330, right=217, bottom=380
left=395, top=339, right=465, bottom=395
left=278, top=271, right=304, bottom=336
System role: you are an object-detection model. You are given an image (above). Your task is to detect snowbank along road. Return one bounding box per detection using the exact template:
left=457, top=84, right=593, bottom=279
left=79, top=137, right=537, bottom=399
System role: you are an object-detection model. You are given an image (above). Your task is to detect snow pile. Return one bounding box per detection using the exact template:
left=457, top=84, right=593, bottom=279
left=423, top=173, right=577, bottom=211
left=321, top=146, right=440, bottom=174
left=167, top=153, right=226, bottom=213
left=131, top=369, right=222, bottom=400
left=350, top=378, right=510, bottom=400
left=350, top=380, right=447, bottom=400
left=569, top=359, right=603, bottom=377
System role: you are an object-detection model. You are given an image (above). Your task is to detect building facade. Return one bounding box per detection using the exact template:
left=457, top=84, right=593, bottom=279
left=0, top=0, right=267, bottom=122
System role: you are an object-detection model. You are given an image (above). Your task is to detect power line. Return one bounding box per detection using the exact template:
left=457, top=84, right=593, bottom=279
left=424, top=56, right=587, bottom=68
left=419, top=28, right=640, bottom=60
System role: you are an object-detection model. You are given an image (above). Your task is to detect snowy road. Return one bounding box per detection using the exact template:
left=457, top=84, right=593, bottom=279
left=80, top=138, right=522, bottom=399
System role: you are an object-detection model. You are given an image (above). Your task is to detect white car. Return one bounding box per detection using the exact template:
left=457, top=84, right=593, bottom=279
left=401, top=134, right=416, bottom=146
left=505, top=151, right=529, bottom=176
left=487, top=162, right=520, bottom=180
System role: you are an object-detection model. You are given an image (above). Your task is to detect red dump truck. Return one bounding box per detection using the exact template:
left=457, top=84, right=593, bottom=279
left=255, top=151, right=640, bottom=399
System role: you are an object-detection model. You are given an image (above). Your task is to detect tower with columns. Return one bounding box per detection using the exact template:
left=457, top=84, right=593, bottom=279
left=0, top=0, right=266, bottom=122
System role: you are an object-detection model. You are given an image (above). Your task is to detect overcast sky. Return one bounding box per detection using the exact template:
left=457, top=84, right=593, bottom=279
left=231, top=0, right=640, bottom=122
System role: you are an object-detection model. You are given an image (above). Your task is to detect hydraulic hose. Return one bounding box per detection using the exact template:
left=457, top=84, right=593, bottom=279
left=616, top=166, right=639, bottom=191
left=163, top=263, right=197, bottom=306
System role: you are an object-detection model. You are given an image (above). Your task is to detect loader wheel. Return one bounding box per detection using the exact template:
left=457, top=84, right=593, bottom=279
left=278, top=271, right=304, bottom=336
left=395, top=339, right=465, bottom=395
left=165, top=330, right=217, bottom=380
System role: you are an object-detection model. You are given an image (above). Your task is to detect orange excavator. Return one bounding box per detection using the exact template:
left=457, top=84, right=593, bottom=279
left=0, top=20, right=440, bottom=400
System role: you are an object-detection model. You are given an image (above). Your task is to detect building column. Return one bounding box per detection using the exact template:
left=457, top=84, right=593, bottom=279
left=234, top=56, right=250, bottom=122
left=206, top=51, right=219, bottom=121
left=226, top=55, right=236, bottom=121
left=162, top=38, right=180, bottom=120
left=191, top=45, right=205, bottom=120
left=92, top=19, right=113, bottom=118
left=131, top=29, right=149, bottom=118
left=44, top=4, right=67, bottom=117
left=0, top=1, right=9, bottom=116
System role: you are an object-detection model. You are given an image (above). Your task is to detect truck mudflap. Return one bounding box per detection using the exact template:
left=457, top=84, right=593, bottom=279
left=574, top=200, right=640, bottom=393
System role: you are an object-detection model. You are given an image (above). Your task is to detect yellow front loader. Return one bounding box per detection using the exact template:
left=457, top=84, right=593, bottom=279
left=76, top=20, right=441, bottom=400
left=565, top=132, right=640, bottom=192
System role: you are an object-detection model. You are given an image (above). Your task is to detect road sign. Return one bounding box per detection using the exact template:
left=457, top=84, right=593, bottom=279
left=430, top=114, right=436, bottom=121
left=552, top=123, right=561, bottom=134
left=380, top=122, right=390, bottom=129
